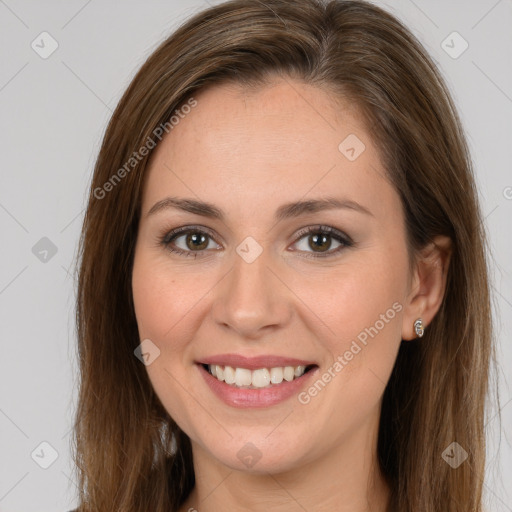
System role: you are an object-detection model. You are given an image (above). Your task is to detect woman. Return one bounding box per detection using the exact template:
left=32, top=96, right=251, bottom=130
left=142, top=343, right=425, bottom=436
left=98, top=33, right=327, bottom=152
left=72, top=0, right=494, bottom=510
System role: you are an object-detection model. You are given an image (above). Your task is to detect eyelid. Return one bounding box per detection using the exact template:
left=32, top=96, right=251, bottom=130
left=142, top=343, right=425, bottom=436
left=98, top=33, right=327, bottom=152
left=288, top=225, right=353, bottom=259
left=159, top=224, right=353, bottom=258
left=159, top=225, right=223, bottom=258
left=161, top=224, right=220, bottom=245
left=292, top=225, right=353, bottom=246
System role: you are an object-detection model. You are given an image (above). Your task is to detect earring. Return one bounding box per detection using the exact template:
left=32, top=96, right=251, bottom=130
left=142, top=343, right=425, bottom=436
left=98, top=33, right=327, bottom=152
left=414, top=318, right=424, bottom=338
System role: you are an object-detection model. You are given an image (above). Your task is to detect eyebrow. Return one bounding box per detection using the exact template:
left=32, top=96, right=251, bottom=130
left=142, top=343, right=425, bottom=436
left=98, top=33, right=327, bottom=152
left=146, top=196, right=374, bottom=221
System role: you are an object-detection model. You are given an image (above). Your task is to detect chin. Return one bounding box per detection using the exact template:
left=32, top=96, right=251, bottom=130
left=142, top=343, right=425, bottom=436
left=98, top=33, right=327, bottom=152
left=192, top=425, right=321, bottom=475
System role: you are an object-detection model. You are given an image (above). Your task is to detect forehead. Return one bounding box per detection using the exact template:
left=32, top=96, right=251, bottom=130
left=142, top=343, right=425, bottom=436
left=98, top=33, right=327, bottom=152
left=141, top=78, right=395, bottom=223
left=173, top=78, right=365, bottom=158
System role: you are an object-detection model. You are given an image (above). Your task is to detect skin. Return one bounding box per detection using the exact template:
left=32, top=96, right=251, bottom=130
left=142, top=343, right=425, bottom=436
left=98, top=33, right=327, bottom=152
left=131, top=77, right=451, bottom=512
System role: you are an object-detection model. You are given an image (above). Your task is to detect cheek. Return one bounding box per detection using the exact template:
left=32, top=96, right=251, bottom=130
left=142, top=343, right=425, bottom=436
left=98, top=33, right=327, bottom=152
left=131, top=250, right=202, bottom=433
left=131, top=249, right=203, bottom=350
left=288, top=249, right=408, bottom=450
left=300, top=244, right=408, bottom=390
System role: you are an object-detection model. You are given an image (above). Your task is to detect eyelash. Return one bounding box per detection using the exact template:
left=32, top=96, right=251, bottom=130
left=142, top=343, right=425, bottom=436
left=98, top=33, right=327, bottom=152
left=158, top=224, right=353, bottom=259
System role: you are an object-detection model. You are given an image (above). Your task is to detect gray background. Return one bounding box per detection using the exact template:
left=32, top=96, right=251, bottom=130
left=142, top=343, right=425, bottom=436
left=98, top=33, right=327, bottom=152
left=0, top=0, right=511, bottom=510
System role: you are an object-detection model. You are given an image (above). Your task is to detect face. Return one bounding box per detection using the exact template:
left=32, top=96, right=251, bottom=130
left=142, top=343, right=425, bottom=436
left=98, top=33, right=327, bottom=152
left=132, top=78, right=412, bottom=474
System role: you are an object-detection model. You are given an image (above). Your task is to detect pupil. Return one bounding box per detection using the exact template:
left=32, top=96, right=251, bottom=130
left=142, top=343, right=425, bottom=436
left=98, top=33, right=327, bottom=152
left=310, top=233, right=331, bottom=252
left=187, top=232, right=208, bottom=250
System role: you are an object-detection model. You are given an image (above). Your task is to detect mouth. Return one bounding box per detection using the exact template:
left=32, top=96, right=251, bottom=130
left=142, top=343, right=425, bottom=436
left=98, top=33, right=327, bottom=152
left=195, top=354, right=319, bottom=408
left=202, top=363, right=317, bottom=389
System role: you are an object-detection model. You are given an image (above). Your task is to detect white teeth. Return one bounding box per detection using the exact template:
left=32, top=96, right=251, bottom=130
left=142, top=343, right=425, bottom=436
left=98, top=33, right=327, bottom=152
left=270, top=367, right=283, bottom=384
left=207, top=364, right=309, bottom=388
left=294, top=365, right=306, bottom=377
left=252, top=368, right=271, bottom=388
left=283, top=366, right=295, bottom=382
left=235, top=368, right=252, bottom=387
left=224, top=366, right=236, bottom=384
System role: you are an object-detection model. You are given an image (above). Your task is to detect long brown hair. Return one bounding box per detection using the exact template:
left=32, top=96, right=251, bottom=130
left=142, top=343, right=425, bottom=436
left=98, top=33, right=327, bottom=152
left=72, top=1, right=494, bottom=510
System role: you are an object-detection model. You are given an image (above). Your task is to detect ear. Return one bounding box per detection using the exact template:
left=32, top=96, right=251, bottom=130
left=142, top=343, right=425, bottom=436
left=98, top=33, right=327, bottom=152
left=401, top=235, right=452, bottom=340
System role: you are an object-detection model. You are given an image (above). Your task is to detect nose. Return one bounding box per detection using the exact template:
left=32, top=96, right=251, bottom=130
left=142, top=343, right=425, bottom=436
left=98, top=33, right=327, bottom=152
left=211, top=247, right=293, bottom=340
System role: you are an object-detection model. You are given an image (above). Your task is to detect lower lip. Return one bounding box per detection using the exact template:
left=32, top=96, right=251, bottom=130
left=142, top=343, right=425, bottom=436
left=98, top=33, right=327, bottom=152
left=197, top=364, right=319, bottom=408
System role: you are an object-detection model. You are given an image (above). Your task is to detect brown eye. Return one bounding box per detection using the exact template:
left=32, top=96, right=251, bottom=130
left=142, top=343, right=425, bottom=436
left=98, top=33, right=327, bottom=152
left=308, top=232, right=332, bottom=253
left=185, top=231, right=209, bottom=251
left=292, top=225, right=353, bottom=258
left=161, top=226, right=221, bottom=257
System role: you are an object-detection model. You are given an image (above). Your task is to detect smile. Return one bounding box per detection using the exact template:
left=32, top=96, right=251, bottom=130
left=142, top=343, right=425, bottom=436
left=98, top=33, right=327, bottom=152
left=204, top=364, right=315, bottom=388
left=196, top=355, right=319, bottom=408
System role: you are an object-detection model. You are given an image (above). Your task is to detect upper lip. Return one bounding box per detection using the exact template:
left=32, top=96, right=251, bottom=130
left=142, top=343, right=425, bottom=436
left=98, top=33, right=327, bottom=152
left=197, top=354, right=317, bottom=370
